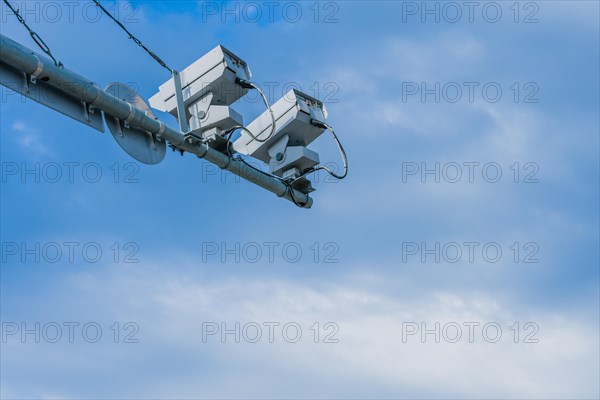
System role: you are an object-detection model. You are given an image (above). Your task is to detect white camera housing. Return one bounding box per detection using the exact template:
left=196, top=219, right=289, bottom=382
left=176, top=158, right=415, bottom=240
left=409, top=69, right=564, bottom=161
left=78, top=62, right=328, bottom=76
left=232, top=89, right=328, bottom=179
left=149, top=45, right=251, bottom=135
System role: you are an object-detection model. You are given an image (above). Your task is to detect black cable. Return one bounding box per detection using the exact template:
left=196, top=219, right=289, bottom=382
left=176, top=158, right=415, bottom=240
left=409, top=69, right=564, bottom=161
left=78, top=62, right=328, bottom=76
left=288, top=121, right=348, bottom=185
left=92, top=0, right=173, bottom=74
left=234, top=155, right=307, bottom=208
left=285, top=184, right=308, bottom=208
left=233, top=78, right=277, bottom=143
left=222, top=121, right=344, bottom=207
left=310, top=123, right=348, bottom=180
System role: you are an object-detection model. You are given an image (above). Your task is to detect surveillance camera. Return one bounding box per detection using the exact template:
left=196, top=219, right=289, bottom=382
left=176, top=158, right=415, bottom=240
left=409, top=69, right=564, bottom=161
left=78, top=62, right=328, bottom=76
left=232, top=89, right=328, bottom=180
left=149, top=45, right=251, bottom=137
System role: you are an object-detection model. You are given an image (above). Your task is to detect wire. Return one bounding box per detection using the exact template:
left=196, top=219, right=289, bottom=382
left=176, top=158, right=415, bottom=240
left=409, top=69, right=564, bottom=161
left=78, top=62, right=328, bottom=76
left=223, top=120, right=346, bottom=206
left=221, top=81, right=277, bottom=165
left=3, top=0, right=63, bottom=68
left=288, top=122, right=348, bottom=185
left=232, top=79, right=277, bottom=143
left=233, top=154, right=307, bottom=208
left=221, top=125, right=307, bottom=207
left=248, top=81, right=277, bottom=142
left=285, top=184, right=308, bottom=208
left=222, top=126, right=243, bottom=156
left=92, top=0, right=173, bottom=74
left=311, top=123, right=348, bottom=180
left=210, top=81, right=339, bottom=207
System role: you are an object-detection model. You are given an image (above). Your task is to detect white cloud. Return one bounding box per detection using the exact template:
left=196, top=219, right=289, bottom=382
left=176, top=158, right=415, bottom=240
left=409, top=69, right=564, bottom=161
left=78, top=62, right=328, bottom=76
left=3, top=268, right=596, bottom=399
left=9, top=120, right=52, bottom=156
left=1, top=3, right=597, bottom=400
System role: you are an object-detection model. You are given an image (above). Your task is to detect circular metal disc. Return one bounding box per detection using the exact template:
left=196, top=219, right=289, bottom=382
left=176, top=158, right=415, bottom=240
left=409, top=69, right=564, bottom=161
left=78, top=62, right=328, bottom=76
left=104, top=82, right=166, bottom=165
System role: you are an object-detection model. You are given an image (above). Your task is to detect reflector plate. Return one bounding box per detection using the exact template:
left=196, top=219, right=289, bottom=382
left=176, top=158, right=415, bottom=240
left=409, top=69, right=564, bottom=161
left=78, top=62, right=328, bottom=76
left=104, top=82, right=166, bottom=165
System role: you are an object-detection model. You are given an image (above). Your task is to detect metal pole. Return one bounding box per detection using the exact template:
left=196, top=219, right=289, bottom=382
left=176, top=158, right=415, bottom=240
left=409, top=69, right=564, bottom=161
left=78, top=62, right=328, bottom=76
left=0, top=34, right=312, bottom=208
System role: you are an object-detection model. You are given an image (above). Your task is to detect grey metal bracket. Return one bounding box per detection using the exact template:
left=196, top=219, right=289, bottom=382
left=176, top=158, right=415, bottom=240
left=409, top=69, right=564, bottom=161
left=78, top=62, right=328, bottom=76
left=172, top=70, right=189, bottom=133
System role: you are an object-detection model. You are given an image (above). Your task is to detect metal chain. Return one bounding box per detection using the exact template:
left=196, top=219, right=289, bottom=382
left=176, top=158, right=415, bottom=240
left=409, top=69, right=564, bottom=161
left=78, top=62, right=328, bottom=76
left=92, top=0, right=173, bottom=74
left=2, top=0, right=63, bottom=68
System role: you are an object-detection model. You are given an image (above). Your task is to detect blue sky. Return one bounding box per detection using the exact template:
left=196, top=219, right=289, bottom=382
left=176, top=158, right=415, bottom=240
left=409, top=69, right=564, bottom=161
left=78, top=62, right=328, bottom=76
left=1, top=1, right=599, bottom=398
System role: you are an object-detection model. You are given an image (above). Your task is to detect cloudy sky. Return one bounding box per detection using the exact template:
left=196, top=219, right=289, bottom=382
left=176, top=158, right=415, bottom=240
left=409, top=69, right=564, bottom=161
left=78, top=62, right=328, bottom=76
left=1, top=1, right=599, bottom=399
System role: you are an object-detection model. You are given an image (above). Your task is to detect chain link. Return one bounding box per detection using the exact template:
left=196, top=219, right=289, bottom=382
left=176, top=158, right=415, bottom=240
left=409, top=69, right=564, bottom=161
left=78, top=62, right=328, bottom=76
left=2, top=0, right=63, bottom=68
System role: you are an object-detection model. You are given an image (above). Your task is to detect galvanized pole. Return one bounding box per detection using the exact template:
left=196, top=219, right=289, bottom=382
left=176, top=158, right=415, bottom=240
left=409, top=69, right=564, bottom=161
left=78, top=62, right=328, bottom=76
left=0, top=34, right=312, bottom=208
